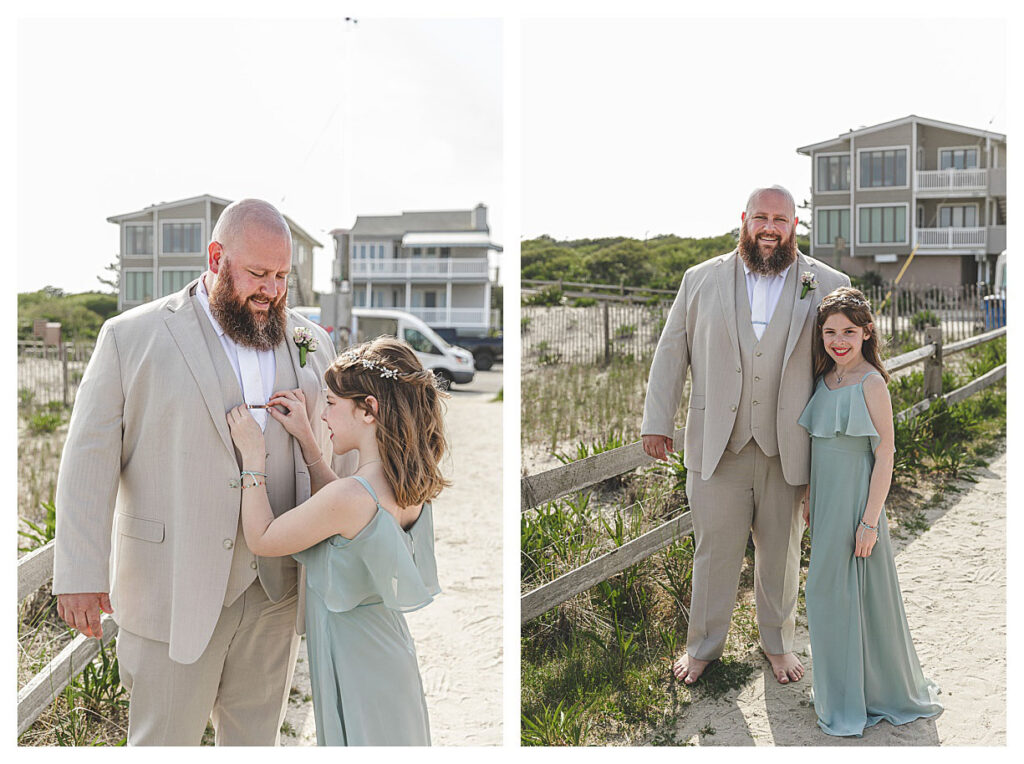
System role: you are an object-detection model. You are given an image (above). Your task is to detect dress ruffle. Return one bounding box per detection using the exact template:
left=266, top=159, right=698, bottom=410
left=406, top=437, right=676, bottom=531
left=798, top=377, right=880, bottom=453
left=293, top=503, right=441, bottom=614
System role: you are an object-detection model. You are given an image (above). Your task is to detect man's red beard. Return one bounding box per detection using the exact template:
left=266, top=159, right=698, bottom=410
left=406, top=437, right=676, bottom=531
left=208, top=261, right=287, bottom=351
left=738, top=224, right=798, bottom=276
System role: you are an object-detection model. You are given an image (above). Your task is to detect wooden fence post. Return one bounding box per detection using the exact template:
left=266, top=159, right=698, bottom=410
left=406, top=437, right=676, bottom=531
left=603, top=302, right=611, bottom=365
left=61, top=342, right=70, bottom=408
left=924, top=326, right=943, bottom=398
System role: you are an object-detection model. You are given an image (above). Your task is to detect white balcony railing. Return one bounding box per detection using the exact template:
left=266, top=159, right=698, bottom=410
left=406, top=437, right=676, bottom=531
left=404, top=306, right=489, bottom=328
left=915, top=168, right=988, bottom=193
left=351, top=258, right=489, bottom=279
left=915, top=227, right=987, bottom=248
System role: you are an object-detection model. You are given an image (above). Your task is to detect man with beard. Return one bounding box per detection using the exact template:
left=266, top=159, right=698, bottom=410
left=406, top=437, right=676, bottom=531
left=642, top=186, right=849, bottom=685
left=53, top=199, right=343, bottom=745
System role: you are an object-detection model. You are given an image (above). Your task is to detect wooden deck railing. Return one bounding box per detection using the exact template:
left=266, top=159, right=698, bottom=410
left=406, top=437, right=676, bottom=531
left=520, top=326, right=1006, bottom=625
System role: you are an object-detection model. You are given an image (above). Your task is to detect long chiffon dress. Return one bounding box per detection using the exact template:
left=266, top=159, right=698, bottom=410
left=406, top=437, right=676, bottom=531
left=291, top=475, right=440, bottom=746
left=797, top=371, right=942, bottom=737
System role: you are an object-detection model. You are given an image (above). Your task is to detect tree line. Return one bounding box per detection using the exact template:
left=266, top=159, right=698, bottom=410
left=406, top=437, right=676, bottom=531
left=522, top=232, right=812, bottom=291
left=18, top=287, right=119, bottom=341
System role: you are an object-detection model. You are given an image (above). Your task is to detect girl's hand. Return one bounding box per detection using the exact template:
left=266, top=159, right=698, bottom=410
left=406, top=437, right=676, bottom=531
left=801, top=486, right=810, bottom=528
left=854, top=524, right=878, bottom=558
left=227, top=405, right=266, bottom=463
left=267, top=389, right=316, bottom=443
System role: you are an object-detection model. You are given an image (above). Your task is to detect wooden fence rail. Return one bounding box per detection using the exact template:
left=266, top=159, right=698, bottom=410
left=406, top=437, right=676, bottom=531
left=521, top=327, right=1006, bottom=625
left=17, top=544, right=120, bottom=736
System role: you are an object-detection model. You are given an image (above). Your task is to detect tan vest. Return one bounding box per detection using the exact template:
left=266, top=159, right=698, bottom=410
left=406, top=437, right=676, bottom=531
left=191, top=295, right=298, bottom=606
left=727, top=261, right=797, bottom=456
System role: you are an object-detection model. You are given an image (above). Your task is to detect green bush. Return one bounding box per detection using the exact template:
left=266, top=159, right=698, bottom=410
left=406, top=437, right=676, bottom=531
left=28, top=411, right=62, bottom=435
left=572, top=297, right=597, bottom=307
left=524, top=286, right=565, bottom=307
left=911, top=309, right=940, bottom=330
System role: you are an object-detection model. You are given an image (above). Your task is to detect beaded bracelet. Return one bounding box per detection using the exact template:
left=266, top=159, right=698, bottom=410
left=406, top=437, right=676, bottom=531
left=858, top=519, right=878, bottom=533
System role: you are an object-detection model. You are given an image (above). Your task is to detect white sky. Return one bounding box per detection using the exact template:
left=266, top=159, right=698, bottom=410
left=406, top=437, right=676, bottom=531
left=16, top=16, right=502, bottom=294
left=521, top=17, right=1007, bottom=241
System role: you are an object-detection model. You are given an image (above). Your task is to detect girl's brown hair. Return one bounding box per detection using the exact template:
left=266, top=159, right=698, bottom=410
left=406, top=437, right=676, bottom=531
left=325, top=336, right=450, bottom=507
left=812, top=286, right=891, bottom=383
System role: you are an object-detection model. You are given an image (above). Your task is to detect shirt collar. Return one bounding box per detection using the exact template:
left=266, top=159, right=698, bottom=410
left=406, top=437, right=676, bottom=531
left=196, top=271, right=227, bottom=339
left=743, top=261, right=793, bottom=280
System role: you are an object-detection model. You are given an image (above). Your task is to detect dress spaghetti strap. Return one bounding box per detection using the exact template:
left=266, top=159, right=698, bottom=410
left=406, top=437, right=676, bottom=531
left=860, top=370, right=882, bottom=384
left=350, top=475, right=382, bottom=508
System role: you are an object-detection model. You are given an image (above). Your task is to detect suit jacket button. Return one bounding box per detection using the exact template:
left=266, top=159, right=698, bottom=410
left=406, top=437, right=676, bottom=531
left=736, top=367, right=741, bottom=373
left=250, top=561, right=258, bottom=569
left=756, top=351, right=763, bottom=357
left=223, top=539, right=234, bottom=550
left=730, top=404, right=737, bottom=412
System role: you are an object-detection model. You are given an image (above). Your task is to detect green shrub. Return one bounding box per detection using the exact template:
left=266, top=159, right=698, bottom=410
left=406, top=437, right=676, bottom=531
left=524, top=286, right=565, bottom=307
left=911, top=309, right=940, bottom=330
left=572, top=297, right=597, bottom=307
left=28, top=411, right=62, bottom=435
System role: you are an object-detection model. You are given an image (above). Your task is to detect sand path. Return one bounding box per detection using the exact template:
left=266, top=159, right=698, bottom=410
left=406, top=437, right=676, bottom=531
left=660, top=449, right=1006, bottom=746
left=282, top=368, right=504, bottom=746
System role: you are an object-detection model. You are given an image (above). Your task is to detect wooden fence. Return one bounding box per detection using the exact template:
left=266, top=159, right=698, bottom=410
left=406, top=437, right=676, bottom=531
left=522, top=281, right=1003, bottom=369
left=17, top=341, right=96, bottom=408
left=520, top=326, right=1006, bottom=625
left=17, top=541, right=118, bottom=736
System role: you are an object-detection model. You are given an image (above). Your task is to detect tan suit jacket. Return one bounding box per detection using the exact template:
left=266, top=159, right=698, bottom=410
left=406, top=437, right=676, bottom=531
left=53, top=279, right=347, bottom=664
left=642, top=250, right=849, bottom=485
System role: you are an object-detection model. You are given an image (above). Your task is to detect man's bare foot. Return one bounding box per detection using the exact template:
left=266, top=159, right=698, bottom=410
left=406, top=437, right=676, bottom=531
left=765, top=651, right=804, bottom=684
left=672, top=653, right=711, bottom=685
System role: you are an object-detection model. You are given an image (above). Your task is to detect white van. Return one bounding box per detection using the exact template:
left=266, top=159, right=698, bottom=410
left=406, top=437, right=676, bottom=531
left=292, top=306, right=476, bottom=387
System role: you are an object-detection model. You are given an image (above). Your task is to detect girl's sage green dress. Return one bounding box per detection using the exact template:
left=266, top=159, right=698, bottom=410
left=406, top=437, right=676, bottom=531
left=291, top=475, right=440, bottom=746
left=798, top=371, right=942, bottom=737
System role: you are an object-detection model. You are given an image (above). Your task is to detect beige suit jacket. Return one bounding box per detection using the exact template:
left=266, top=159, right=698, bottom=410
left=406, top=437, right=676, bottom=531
left=642, top=250, right=849, bottom=485
left=53, top=280, right=348, bottom=664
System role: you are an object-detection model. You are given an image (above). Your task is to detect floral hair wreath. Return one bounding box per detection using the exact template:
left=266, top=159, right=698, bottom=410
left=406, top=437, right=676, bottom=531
left=817, top=293, right=871, bottom=312
left=338, top=350, right=432, bottom=382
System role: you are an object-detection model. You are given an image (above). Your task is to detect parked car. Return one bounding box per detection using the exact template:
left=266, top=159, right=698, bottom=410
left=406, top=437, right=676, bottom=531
left=432, top=328, right=503, bottom=371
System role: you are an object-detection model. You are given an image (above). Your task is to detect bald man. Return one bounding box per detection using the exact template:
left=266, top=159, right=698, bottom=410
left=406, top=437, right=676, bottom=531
left=642, top=186, right=850, bottom=686
left=53, top=199, right=346, bottom=745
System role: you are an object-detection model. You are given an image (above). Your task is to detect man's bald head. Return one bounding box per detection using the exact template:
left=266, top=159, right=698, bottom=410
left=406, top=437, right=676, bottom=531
left=212, top=198, right=291, bottom=250
left=744, top=185, right=797, bottom=219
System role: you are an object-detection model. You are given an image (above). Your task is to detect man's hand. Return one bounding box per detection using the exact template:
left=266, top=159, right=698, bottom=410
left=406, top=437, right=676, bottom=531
left=642, top=434, right=675, bottom=462
left=56, top=592, right=113, bottom=639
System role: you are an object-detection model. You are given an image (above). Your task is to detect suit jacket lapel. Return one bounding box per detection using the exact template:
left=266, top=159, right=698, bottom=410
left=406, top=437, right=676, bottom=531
left=163, top=282, right=235, bottom=459
left=783, top=254, right=815, bottom=368
left=715, top=251, right=740, bottom=361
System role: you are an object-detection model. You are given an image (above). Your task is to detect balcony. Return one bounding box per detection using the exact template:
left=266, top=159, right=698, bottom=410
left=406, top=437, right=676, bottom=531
left=405, top=306, right=490, bottom=329
left=915, top=227, right=986, bottom=250
left=915, top=168, right=988, bottom=197
left=351, top=257, right=489, bottom=281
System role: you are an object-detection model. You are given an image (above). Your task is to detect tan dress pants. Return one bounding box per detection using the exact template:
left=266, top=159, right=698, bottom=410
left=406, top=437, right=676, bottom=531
left=116, top=580, right=301, bottom=746
left=685, top=441, right=804, bottom=660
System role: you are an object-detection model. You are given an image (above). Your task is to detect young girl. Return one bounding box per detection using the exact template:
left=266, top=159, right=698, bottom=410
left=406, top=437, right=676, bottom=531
left=797, top=287, right=942, bottom=737
left=226, top=336, right=449, bottom=746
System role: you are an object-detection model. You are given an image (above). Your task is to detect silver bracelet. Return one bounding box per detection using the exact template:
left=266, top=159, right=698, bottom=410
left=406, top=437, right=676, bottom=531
left=304, top=453, right=323, bottom=468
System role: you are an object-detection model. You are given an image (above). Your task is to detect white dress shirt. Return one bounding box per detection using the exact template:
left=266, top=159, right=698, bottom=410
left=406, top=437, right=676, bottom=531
left=743, top=262, right=792, bottom=339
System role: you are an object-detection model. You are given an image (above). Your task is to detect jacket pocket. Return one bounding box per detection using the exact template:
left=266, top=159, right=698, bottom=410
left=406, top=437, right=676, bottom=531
left=116, top=513, right=165, bottom=543
left=689, top=394, right=705, bottom=410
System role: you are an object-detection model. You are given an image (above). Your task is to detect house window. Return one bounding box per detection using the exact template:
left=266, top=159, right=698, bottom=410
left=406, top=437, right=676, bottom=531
left=440, top=247, right=451, bottom=258
left=162, top=222, right=202, bottom=253
left=124, top=271, right=154, bottom=302
left=939, top=205, right=978, bottom=228
left=126, top=224, right=153, bottom=255
left=858, top=205, right=907, bottom=244
left=354, top=290, right=366, bottom=307
left=859, top=149, right=907, bottom=187
left=815, top=209, right=850, bottom=247
left=940, top=148, right=978, bottom=170
left=816, top=155, right=850, bottom=191
left=161, top=269, right=202, bottom=296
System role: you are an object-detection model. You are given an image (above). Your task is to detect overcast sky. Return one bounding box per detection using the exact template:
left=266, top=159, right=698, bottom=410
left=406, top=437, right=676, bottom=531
left=16, top=16, right=502, bottom=294
left=521, top=17, right=1007, bottom=241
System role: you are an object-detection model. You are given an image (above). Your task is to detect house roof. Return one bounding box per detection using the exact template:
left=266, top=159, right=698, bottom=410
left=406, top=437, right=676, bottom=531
left=402, top=231, right=503, bottom=251
left=106, top=193, right=322, bottom=247
left=796, top=115, right=1007, bottom=155
left=350, top=209, right=483, bottom=236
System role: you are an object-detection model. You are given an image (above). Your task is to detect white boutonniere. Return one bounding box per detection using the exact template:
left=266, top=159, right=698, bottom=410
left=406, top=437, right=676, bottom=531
left=293, top=326, right=319, bottom=367
left=800, top=272, right=818, bottom=299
